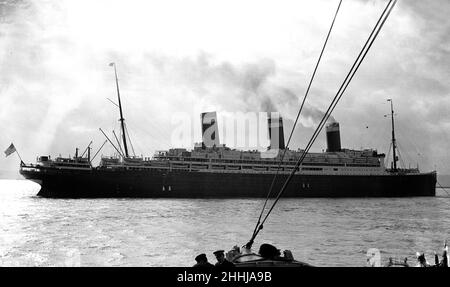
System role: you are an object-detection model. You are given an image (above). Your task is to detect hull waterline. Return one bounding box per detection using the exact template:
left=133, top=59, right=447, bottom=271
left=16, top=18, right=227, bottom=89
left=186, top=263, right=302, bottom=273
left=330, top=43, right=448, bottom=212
left=20, top=168, right=436, bottom=198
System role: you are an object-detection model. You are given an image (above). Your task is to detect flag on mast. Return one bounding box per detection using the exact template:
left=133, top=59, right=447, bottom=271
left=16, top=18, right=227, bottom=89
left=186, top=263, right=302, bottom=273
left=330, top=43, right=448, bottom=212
left=4, top=143, right=16, bottom=157
left=109, top=62, right=115, bottom=66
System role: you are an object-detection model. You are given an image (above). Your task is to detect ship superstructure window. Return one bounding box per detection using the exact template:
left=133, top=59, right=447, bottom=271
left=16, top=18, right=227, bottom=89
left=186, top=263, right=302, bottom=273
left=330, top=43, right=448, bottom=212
left=302, top=167, right=323, bottom=171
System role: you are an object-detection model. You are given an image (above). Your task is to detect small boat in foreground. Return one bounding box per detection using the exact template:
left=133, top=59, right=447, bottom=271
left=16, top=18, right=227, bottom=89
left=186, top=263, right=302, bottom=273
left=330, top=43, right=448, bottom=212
left=226, top=245, right=313, bottom=267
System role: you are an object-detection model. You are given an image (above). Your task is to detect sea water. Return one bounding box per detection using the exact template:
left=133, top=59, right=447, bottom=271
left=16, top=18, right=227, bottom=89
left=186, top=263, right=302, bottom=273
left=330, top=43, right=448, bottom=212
left=0, top=179, right=449, bottom=267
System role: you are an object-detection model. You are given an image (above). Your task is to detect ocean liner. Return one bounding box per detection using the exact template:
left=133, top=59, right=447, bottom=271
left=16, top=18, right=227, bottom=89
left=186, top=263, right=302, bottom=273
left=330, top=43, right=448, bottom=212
left=19, top=100, right=436, bottom=198
left=19, top=0, right=436, bottom=198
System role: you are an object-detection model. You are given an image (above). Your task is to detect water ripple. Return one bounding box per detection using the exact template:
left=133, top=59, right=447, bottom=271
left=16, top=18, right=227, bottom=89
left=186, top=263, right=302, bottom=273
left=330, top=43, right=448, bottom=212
left=0, top=180, right=449, bottom=266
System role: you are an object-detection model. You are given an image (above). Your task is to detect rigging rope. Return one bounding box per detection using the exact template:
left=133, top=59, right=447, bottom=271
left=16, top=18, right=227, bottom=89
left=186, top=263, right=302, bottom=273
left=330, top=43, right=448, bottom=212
left=385, top=141, right=392, bottom=168
left=249, top=0, right=343, bottom=246
left=395, top=141, right=406, bottom=169
left=124, top=123, right=136, bottom=157
left=437, top=181, right=450, bottom=197
left=246, top=0, right=397, bottom=248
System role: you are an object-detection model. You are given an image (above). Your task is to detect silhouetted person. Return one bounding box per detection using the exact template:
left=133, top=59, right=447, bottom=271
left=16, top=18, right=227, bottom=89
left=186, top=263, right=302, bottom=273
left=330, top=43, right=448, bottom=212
left=259, top=243, right=281, bottom=260
left=416, top=253, right=430, bottom=267
left=440, top=242, right=448, bottom=267
left=213, top=250, right=235, bottom=268
left=193, top=253, right=214, bottom=269
left=433, top=242, right=449, bottom=267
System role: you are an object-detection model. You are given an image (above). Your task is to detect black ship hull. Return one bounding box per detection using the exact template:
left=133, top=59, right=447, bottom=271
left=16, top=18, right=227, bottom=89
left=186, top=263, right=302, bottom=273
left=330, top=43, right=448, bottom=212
left=20, top=167, right=437, bottom=198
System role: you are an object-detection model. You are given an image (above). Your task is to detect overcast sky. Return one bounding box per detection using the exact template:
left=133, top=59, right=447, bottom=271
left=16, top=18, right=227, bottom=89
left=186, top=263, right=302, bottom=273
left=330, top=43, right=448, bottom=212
left=1, top=0, right=449, bottom=175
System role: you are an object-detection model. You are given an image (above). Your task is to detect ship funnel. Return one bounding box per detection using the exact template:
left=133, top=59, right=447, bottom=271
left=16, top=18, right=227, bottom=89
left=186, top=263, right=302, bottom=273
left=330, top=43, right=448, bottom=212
left=201, top=111, right=220, bottom=148
left=326, top=122, right=341, bottom=152
left=268, top=113, right=285, bottom=150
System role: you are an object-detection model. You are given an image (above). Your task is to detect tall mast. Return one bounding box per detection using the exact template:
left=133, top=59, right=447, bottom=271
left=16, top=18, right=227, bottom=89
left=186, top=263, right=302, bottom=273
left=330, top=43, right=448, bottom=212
left=110, top=62, right=129, bottom=158
left=387, top=98, right=397, bottom=171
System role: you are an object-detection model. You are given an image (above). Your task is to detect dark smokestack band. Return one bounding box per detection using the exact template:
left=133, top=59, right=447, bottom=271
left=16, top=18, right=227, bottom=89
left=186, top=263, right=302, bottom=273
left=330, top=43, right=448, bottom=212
left=268, top=113, right=285, bottom=150
left=326, top=122, right=341, bottom=152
